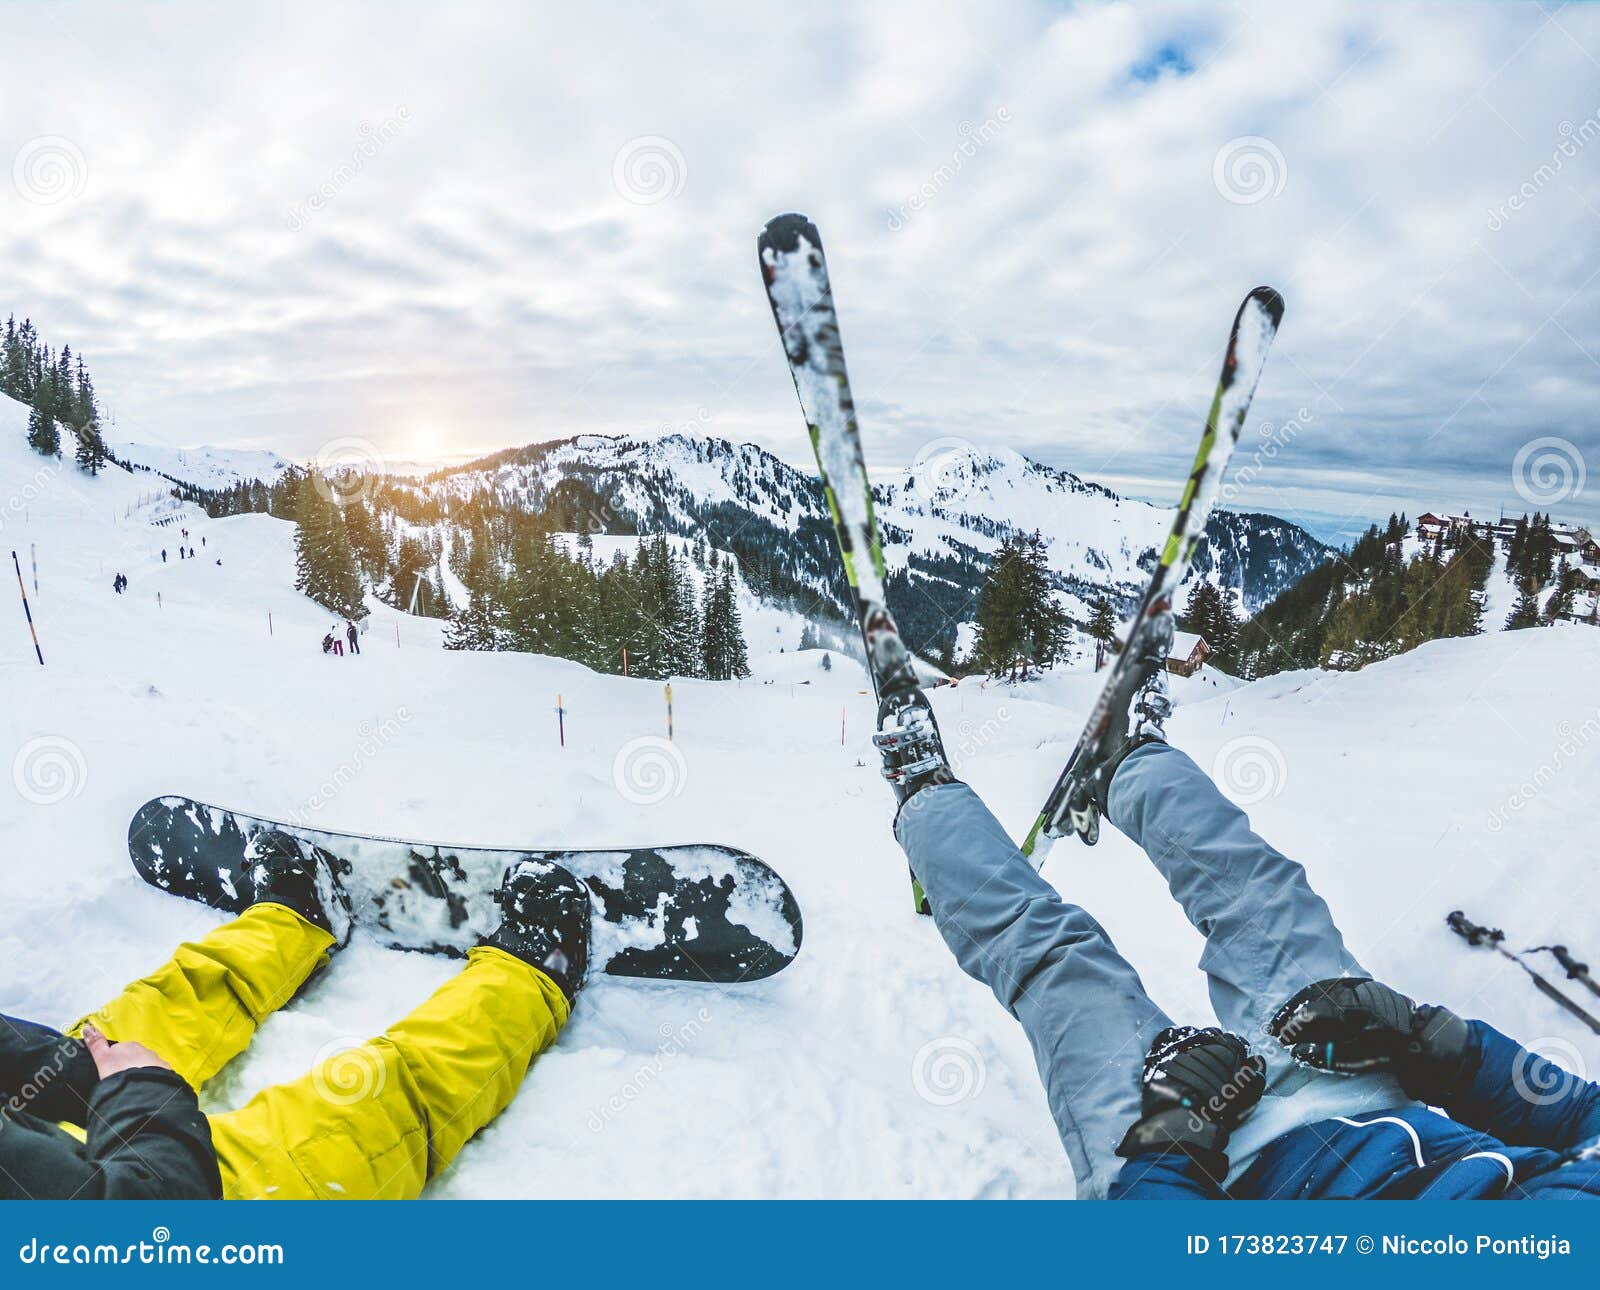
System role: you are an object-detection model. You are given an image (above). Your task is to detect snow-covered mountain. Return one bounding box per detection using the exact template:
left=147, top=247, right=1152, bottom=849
left=114, top=440, right=295, bottom=490
left=392, top=433, right=1331, bottom=654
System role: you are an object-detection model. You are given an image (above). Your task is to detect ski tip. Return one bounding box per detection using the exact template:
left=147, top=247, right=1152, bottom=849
left=1245, top=285, right=1286, bottom=327
left=759, top=212, right=820, bottom=255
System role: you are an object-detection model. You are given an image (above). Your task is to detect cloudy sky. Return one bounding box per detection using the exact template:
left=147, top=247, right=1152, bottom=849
left=2, top=0, right=1596, bottom=540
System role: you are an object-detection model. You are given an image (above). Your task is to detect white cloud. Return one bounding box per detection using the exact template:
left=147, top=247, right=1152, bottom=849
left=1, top=0, right=1596, bottom=531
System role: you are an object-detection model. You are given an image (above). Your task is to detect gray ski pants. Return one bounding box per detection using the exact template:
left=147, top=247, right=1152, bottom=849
left=894, top=741, right=1409, bottom=1197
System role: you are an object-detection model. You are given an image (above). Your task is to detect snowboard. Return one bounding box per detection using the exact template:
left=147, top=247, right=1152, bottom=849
left=128, top=797, right=803, bottom=984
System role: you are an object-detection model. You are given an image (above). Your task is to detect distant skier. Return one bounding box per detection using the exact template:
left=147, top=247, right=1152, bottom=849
left=0, top=834, right=589, bottom=1198
left=160, top=549, right=167, bottom=564
left=321, top=631, right=336, bottom=656
left=346, top=620, right=360, bottom=656
left=876, top=613, right=1600, bottom=1200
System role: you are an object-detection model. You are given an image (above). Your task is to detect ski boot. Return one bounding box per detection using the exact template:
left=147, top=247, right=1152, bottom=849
left=872, top=688, right=954, bottom=917
left=1063, top=612, right=1175, bottom=844
left=244, top=830, right=355, bottom=946
left=485, top=861, right=592, bottom=1004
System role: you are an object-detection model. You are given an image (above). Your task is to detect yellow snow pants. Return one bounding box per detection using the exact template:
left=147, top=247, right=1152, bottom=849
left=69, top=903, right=569, bottom=1199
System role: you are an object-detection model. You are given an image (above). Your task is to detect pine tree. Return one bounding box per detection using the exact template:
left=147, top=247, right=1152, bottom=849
left=25, top=385, right=58, bottom=455
left=293, top=475, right=366, bottom=617
left=1505, top=588, right=1542, bottom=630
left=972, top=532, right=1068, bottom=679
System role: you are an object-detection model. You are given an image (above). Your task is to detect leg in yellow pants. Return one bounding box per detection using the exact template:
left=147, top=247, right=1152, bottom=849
left=76, top=903, right=570, bottom=1199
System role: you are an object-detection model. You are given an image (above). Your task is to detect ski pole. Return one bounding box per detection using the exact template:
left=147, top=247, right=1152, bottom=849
left=11, top=549, right=43, bottom=666
left=1527, top=944, right=1600, bottom=1001
left=1447, top=911, right=1600, bottom=1035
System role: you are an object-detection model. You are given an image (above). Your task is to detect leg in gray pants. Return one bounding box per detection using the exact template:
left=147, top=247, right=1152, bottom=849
left=895, top=741, right=1405, bottom=1197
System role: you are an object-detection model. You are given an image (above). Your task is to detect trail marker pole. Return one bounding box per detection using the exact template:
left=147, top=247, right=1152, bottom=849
left=556, top=693, right=567, bottom=747
left=665, top=683, right=674, bottom=740
left=268, top=612, right=274, bottom=637
left=621, top=646, right=629, bottom=677
left=12, top=550, right=44, bottom=665
left=30, top=544, right=38, bottom=596
left=840, top=704, right=846, bottom=746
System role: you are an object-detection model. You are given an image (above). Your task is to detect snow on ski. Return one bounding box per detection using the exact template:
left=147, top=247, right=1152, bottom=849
left=758, top=212, right=930, bottom=912
left=1022, top=285, right=1285, bottom=863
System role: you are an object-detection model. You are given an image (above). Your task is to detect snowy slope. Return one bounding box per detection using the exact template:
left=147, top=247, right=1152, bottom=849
left=3, top=402, right=1596, bottom=1199
left=115, top=441, right=295, bottom=489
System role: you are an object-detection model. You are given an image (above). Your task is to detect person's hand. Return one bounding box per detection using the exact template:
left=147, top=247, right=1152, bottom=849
left=1267, top=977, right=1471, bottom=1101
left=1116, top=1026, right=1266, bottom=1169
left=82, top=1025, right=174, bottom=1079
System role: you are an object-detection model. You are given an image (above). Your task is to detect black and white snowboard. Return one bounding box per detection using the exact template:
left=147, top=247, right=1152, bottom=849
left=128, top=797, right=803, bottom=984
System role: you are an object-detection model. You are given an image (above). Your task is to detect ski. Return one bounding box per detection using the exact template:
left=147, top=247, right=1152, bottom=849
left=1448, top=911, right=1600, bottom=1035
left=1021, top=286, right=1285, bottom=863
left=757, top=212, right=931, bottom=914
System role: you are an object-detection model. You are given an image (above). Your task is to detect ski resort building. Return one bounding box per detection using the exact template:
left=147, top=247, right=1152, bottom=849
left=1166, top=631, right=1211, bottom=677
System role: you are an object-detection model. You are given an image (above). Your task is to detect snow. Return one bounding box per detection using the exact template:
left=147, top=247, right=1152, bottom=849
left=114, top=441, right=294, bottom=489
left=4, top=394, right=1598, bottom=1198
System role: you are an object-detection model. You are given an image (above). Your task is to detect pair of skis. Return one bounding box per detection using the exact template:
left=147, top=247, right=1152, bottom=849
left=1448, top=910, right=1600, bottom=1035
left=757, top=212, right=1285, bottom=891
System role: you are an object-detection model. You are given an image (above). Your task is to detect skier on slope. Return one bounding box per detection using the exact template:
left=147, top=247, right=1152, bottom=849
left=875, top=615, right=1600, bottom=1200
left=0, top=835, right=590, bottom=1199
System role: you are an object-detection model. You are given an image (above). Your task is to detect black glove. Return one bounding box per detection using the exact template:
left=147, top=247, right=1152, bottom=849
left=1267, top=977, right=1472, bottom=1103
left=1115, top=1026, right=1267, bottom=1176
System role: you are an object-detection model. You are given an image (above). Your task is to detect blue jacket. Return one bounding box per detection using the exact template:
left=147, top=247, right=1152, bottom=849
left=1113, top=1021, right=1600, bottom=1199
